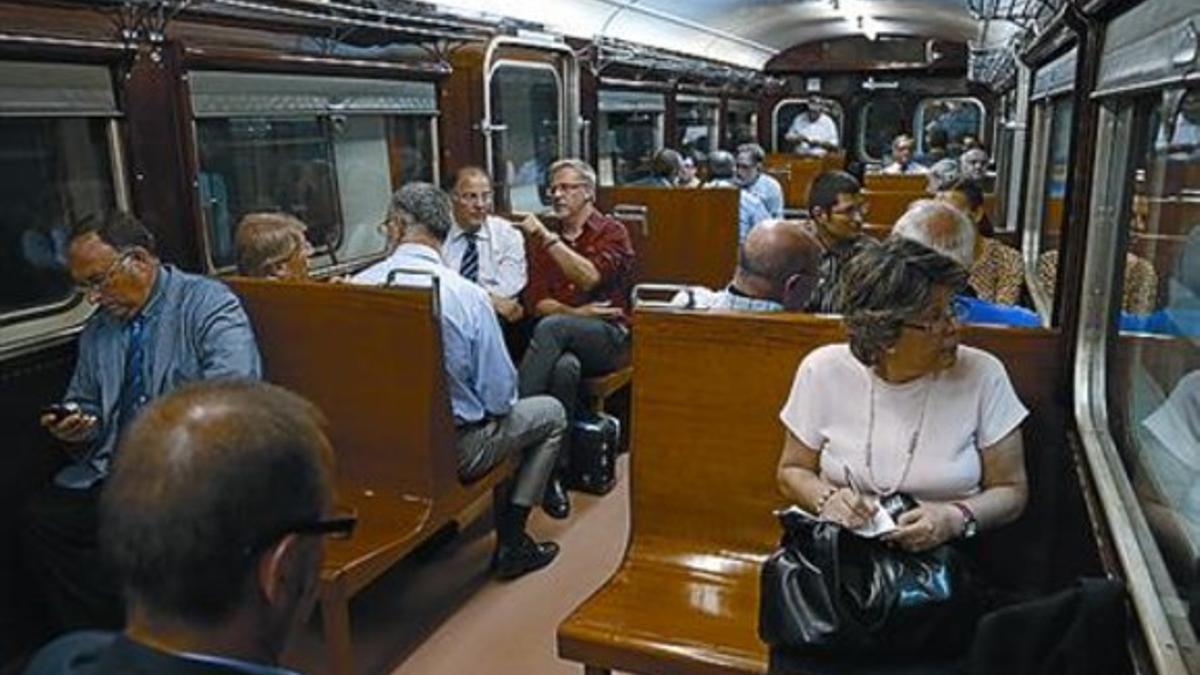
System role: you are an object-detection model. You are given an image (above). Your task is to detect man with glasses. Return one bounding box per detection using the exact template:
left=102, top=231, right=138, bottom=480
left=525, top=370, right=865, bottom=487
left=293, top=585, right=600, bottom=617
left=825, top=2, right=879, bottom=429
left=735, top=143, right=785, bottom=218
left=805, top=171, right=873, bottom=313
left=515, top=158, right=635, bottom=512
left=26, top=211, right=261, bottom=634
left=25, top=380, right=343, bottom=675
left=444, top=166, right=527, bottom=323
left=705, top=150, right=772, bottom=244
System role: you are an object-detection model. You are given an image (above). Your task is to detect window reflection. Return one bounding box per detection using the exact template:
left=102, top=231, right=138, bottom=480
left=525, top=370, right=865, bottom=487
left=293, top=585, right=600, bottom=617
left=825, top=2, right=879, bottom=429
left=858, top=97, right=905, bottom=162
left=773, top=97, right=843, bottom=156
left=676, top=97, right=719, bottom=157
left=726, top=100, right=757, bottom=149
left=490, top=65, right=561, bottom=214
left=598, top=90, right=664, bottom=186
left=0, top=118, right=115, bottom=316
left=1031, top=98, right=1074, bottom=319
left=917, top=98, right=984, bottom=163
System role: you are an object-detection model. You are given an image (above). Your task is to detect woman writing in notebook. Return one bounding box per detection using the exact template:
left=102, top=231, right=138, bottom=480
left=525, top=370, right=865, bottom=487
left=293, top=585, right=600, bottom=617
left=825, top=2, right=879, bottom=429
left=775, top=237, right=1030, bottom=552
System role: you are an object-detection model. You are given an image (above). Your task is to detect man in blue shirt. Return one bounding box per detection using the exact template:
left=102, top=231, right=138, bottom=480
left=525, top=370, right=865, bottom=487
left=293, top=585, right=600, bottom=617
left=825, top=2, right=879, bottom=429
left=353, top=183, right=566, bottom=580
left=736, top=143, right=785, bottom=218
left=25, top=381, right=340, bottom=675
left=26, top=211, right=261, bottom=633
left=705, top=150, right=772, bottom=243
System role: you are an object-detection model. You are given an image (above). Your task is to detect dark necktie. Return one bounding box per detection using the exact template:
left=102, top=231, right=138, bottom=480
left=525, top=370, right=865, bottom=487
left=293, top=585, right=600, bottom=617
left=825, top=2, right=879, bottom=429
left=117, top=315, right=147, bottom=435
left=461, top=233, right=479, bottom=283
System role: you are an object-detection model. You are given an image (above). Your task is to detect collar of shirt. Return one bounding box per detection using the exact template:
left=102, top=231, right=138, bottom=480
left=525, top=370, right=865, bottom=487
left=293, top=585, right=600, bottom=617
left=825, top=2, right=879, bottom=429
left=450, top=220, right=491, bottom=243
left=388, top=242, right=443, bottom=266
left=178, top=650, right=302, bottom=675
left=724, top=284, right=784, bottom=312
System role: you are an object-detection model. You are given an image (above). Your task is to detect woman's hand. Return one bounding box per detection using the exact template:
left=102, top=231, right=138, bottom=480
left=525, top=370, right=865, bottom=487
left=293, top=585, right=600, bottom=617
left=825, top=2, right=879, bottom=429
left=881, top=502, right=963, bottom=552
left=819, top=488, right=877, bottom=529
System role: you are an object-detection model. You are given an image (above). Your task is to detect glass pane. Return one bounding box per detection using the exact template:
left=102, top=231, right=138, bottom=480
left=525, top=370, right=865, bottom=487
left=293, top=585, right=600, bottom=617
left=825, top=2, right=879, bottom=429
left=1032, top=98, right=1074, bottom=316
left=196, top=117, right=340, bottom=269
left=676, top=98, right=719, bottom=156
left=918, top=98, right=984, bottom=161
left=726, top=100, right=757, bottom=149
left=1115, top=88, right=1200, bottom=663
left=0, top=117, right=114, bottom=316
left=860, top=97, right=905, bottom=162
left=490, top=66, right=561, bottom=214
left=598, top=109, right=662, bottom=186
left=331, top=116, right=412, bottom=265
left=773, top=97, right=843, bottom=154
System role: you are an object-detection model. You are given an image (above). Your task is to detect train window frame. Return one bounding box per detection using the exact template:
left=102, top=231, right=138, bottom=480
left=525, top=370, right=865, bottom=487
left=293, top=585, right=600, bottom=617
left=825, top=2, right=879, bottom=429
left=1075, top=91, right=1200, bottom=674
left=596, top=87, right=666, bottom=186
left=1021, top=95, right=1073, bottom=325
left=914, top=96, right=986, bottom=158
left=485, top=60, right=566, bottom=214
left=0, top=61, right=131, bottom=358
left=770, top=97, right=844, bottom=154
left=856, top=96, right=907, bottom=164
left=675, top=93, right=721, bottom=157
left=188, top=71, right=440, bottom=276
left=726, top=98, right=758, bottom=149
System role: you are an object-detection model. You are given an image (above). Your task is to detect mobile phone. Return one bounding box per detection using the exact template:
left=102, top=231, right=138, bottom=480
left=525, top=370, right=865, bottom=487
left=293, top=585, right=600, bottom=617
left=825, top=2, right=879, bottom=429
left=41, top=402, right=81, bottom=424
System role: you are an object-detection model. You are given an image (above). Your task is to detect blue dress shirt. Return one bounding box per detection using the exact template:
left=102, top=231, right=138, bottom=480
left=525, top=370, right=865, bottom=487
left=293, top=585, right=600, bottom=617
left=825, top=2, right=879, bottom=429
left=743, top=173, right=785, bottom=219
left=352, top=243, right=518, bottom=425
left=57, top=266, right=262, bottom=489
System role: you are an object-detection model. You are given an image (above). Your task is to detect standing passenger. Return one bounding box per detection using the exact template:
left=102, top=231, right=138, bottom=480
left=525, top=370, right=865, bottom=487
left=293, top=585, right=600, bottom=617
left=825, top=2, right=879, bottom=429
left=736, top=143, right=785, bottom=218
left=804, top=171, right=872, bottom=314
left=27, top=211, right=262, bottom=633
left=352, top=183, right=566, bottom=578
left=516, top=159, right=635, bottom=509
left=445, top=167, right=528, bottom=323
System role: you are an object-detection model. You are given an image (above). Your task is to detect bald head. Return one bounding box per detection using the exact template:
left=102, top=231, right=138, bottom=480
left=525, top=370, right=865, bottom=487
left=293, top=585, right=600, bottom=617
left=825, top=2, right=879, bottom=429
left=891, top=199, right=976, bottom=268
left=736, top=219, right=824, bottom=309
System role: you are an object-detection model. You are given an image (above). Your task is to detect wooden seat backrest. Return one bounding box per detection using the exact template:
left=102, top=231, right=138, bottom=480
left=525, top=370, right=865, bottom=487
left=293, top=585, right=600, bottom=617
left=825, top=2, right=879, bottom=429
left=764, top=154, right=825, bottom=209
left=864, top=189, right=925, bottom=227
left=628, top=309, right=1068, bottom=593
left=598, top=186, right=738, bottom=288
left=228, top=279, right=456, bottom=502
left=865, top=174, right=928, bottom=192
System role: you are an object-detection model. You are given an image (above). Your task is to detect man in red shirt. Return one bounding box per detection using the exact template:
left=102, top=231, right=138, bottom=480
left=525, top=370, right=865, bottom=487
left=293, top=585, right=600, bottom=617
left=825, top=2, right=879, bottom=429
left=515, top=158, right=635, bottom=516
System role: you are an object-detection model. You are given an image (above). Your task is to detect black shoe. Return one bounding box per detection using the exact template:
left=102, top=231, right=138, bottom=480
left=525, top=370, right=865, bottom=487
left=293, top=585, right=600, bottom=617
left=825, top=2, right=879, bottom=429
left=542, top=477, right=571, bottom=520
left=492, top=536, right=559, bottom=580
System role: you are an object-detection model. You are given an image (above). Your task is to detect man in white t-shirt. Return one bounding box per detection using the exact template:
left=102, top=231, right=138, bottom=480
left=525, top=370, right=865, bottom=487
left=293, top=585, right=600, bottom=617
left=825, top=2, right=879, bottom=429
left=444, top=166, right=528, bottom=323
left=785, top=104, right=840, bottom=157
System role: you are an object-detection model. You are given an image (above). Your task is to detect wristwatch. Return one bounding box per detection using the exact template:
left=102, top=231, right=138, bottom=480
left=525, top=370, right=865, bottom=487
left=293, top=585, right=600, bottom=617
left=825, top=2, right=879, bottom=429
left=951, top=502, right=978, bottom=539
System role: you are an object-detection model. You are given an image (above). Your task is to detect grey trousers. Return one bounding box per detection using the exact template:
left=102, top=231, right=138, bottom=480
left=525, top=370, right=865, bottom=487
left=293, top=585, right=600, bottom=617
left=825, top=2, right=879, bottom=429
left=456, top=395, right=566, bottom=507
left=518, top=314, right=630, bottom=424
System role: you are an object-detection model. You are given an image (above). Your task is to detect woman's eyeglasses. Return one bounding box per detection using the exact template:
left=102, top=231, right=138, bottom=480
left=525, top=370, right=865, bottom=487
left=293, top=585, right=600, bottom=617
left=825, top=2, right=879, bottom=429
left=902, top=298, right=969, bottom=333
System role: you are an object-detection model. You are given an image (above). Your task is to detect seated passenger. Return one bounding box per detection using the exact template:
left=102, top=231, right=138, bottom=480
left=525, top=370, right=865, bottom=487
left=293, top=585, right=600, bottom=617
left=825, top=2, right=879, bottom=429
left=514, top=159, right=635, bottom=502
left=678, top=151, right=703, bottom=188
left=25, top=381, right=340, bottom=675
left=705, top=149, right=772, bottom=243
left=882, top=134, right=928, bottom=176
left=893, top=199, right=1040, bottom=327
left=234, top=212, right=312, bottom=280
left=926, top=158, right=961, bottom=193
left=785, top=102, right=840, bottom=157
left=670, top=219, right=823, bottom=311
left=352, top=183, right=567, bottom=578
left=776, top=236, right=1029, bottom=551
left=445, top=166, right=527, bottom=323
left=939, top=179, right=1022, bottom=306
left=1038, top=248, right=1158, bottom=315
left=27, top=211, right=261, bottom=632
left=804, top=171, right=872, bottom=313
left=633, top=148, right=683, bottom=187
left=736, top=143, right=785, bottom=218
left=960, top=147, right=990, bottom=182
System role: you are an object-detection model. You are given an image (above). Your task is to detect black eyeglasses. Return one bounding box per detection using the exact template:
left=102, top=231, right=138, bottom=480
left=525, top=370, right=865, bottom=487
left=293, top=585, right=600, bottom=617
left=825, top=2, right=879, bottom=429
left=243, top=511, right=358, bottom=557
left=902, top=298, right=970, bottom=333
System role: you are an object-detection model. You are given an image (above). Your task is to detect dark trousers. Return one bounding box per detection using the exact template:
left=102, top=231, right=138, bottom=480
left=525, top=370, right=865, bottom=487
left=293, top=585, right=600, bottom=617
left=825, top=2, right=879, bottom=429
left=518, top=313, right=630, bottom=441
left=22, top=483, right=124, bottom=633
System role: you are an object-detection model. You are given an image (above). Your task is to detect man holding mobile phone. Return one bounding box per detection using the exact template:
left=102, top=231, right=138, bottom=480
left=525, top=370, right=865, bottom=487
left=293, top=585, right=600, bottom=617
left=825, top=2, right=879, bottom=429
left=26, top=211, right=261, bottom=633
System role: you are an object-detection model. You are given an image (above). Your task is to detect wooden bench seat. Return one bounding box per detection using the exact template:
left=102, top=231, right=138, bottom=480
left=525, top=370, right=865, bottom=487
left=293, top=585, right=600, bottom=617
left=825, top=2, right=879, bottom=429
left=559, top=309, right=1086, bottom=675
left=230, top=278, right=513, bottom=675
left=583, top=366, right=633, bottom=415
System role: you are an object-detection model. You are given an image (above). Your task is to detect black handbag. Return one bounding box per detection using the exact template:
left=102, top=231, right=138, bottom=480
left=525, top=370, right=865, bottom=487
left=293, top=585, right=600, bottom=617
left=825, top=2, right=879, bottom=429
left=565, top=412, right=619, bottom=495
left=759, top=506, right=982, bottom=658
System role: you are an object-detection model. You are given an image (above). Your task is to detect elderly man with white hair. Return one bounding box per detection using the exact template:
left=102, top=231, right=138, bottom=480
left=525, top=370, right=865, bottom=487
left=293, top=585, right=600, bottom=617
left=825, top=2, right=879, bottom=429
left=890, top=199, right=1040, bottom=327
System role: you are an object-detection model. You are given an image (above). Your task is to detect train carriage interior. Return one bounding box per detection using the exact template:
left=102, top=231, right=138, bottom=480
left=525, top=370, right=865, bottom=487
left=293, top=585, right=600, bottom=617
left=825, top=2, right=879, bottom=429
left=1, top=0, right=1198, bottom=673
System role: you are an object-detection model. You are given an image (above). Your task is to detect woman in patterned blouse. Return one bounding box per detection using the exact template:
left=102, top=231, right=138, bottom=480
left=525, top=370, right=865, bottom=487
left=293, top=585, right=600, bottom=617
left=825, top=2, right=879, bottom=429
left=937, top=179, right=1024, bottom=305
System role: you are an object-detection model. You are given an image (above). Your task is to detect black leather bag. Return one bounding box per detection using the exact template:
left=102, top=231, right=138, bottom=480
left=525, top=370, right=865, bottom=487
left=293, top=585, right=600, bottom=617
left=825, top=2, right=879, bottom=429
left=565, top=413, right=619, bottom=495
left=759, top=507, right=982, bottom=658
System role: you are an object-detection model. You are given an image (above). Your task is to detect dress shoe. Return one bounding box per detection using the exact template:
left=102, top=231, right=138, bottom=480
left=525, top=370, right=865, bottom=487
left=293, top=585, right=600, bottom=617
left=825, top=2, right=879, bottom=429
left=542, top=477, right=571, bottom=520
left=492, top=535, right=560, bottom=580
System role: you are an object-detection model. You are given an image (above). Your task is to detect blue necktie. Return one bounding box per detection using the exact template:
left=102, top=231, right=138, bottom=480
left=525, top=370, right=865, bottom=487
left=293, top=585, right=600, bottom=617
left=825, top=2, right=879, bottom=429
left=461, top=234, right=479, bottom=283
left=117, top=315, right=147, bottom=435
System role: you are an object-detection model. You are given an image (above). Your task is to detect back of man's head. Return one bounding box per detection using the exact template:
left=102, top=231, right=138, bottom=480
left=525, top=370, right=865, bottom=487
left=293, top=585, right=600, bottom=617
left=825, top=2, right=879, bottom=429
left=708, top=150, right=736, bottom=180
left=650, top=148, right=683, bottom=180
left=101, top=380, right=333, bottom=631
left=891, top=199, right=976, bottom=268
left=71, top=210, right=157, bottom=255
left=808, top=171, right=861, bottom=218
left=738, top=219, right=824, bottom=309
left=235, top=212, right=308, bottom=278
left=390, top=182, right=455, bottom=242
left=926, top=158, right=961, bottom=192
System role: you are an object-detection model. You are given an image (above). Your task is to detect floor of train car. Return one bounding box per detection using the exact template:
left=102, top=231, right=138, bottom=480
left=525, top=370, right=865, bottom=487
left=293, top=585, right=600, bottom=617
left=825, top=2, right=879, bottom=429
left=286, top=455, right=632, bottom=675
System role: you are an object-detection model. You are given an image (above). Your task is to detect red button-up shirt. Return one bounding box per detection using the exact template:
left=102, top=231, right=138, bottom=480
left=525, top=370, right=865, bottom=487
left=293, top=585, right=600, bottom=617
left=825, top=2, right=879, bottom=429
left=524, top=209, right=635, bottom=324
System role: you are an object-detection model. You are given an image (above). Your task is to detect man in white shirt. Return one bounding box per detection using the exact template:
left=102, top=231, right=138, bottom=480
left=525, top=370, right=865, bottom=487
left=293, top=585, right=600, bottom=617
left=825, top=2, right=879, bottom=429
left=785, top=103, right=840, bottom=157
left=444, top=166, right=527, bottom=323
left=882, top=134, right=928, bottom=175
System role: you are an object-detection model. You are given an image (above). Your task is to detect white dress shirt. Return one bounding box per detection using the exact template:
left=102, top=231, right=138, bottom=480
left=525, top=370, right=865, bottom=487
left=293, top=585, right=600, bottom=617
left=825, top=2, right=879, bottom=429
left=443, top=215, right=528, bottom=299
left=786, top=113, right=840, bottom=156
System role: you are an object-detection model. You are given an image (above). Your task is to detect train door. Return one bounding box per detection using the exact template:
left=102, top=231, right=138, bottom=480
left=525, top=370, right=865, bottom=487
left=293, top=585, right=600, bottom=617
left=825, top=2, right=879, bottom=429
left=484, top=38, right=579, bottom=214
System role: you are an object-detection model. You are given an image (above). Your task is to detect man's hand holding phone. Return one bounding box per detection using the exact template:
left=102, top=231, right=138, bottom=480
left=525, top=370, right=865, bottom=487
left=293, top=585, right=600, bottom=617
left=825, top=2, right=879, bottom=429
left=40, top=402, right=98, bottom=444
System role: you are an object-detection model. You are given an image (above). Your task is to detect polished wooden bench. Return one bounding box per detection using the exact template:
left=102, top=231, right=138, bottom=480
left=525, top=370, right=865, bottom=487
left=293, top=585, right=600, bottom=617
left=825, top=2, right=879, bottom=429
left=558, top=309, right=1077, bottom=674
left=865, top=189, right=999, bottom=230
left=765, top=152, right=846, bottom=211
left=230, top=278, right=513, bottom=675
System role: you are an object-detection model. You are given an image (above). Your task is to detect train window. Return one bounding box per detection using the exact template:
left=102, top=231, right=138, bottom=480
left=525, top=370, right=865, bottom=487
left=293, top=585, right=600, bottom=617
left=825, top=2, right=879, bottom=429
left=190, top=71, right=438, bottom=272
left=771, top=97, right=844, bottom=154
left=676, top=95, right=719, bottom=156
left=992, top=91, right=1018, bottom=232
left=1025, top=97, right=1074, bottom=322
left=915, top=97, right=985, bottom=160
left=597, top=89, right=665, bottom=186
left=858, top=95, right=905, bottom=162
left=489, top=63, right=561, bottom=214
left=726, top=99, right=757, bottom=148
left=0, top=61, right=123, bottom=346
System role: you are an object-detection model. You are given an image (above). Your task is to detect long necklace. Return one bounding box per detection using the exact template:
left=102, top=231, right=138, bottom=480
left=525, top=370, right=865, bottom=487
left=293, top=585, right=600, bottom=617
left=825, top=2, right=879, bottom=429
left=863, top=371, right=936, bottom=496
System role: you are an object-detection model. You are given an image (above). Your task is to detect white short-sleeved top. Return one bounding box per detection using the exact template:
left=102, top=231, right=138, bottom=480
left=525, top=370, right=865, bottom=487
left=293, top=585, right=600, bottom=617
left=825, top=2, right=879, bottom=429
left=779, top=344, right=1029, bottom=501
